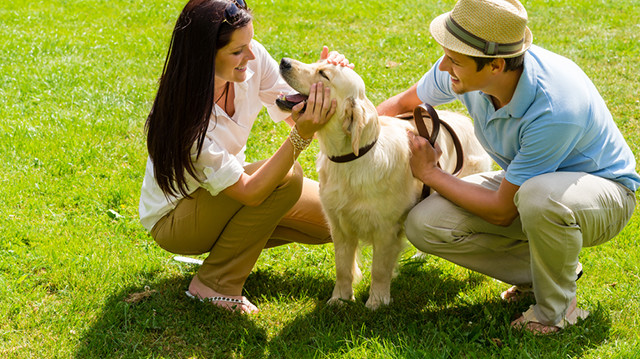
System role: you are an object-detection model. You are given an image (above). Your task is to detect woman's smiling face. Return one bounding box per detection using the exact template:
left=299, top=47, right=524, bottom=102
left=215, top=22, right=256, bottom=84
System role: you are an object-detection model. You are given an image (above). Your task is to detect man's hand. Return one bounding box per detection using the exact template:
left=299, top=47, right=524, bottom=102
left=407, top=130, right=442, bottom=183
left=320, top=46, right=354, bottom=69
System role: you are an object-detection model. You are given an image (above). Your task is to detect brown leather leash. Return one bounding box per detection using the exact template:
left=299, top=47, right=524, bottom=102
left=396, top=104, right=464, bottom=199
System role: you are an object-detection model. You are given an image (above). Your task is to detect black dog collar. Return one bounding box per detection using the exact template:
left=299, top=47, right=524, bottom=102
left=327, top=140, right=377, bottom=163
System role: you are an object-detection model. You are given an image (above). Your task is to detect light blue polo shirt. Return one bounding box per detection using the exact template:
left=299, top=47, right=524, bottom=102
left=416, top=45, right=640, bottom=192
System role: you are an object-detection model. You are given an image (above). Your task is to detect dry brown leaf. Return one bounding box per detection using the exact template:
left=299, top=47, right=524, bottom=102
left=124, top=286, right=157, bottom=304
left=385, top=60, right=400, bottom=68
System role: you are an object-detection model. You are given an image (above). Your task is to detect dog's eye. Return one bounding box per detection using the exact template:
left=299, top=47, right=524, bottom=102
left=318, top=70, right=330, bottom=80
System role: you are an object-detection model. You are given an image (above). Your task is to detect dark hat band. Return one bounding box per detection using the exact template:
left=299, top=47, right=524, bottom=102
left=445, top=15, right=524, bottom=56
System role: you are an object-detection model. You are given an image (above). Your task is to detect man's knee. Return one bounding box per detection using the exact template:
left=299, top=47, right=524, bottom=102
left=404, top=195, right=458, bottom=251
left=404, top=205, right=426, bottom=246
left=516, top=174, right=573, bottom=228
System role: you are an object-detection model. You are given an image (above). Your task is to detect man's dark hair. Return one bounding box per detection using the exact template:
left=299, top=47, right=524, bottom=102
left=471, top=54, right=525, bottom=72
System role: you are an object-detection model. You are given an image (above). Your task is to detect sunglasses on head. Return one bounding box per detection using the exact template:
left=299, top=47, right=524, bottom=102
left=223, top=0, right=247, bottom=25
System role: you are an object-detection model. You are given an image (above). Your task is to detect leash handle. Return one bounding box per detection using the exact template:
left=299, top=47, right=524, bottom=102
left=412, top=105, right=439, bottom=199
left=396, top=104, right=465, bottom=199
left=413, top=105, right=440, bottom=146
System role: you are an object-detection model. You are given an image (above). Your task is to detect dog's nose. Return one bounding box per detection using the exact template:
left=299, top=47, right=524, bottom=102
left=280, top=58, right=292, bottom=71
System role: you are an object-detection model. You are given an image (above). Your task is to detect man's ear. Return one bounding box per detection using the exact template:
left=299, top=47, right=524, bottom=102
left=490, top=58, right=506, bottom=74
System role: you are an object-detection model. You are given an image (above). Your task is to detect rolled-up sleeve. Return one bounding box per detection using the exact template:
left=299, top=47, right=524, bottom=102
left=193, top=140, right=245, bottom=196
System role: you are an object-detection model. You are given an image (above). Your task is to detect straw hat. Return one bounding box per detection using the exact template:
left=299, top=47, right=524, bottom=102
left=430, top=0, right=532, bottom=58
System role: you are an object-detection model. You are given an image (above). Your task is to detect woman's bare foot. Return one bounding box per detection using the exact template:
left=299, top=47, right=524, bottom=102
left=187, top=275, right=259, bottom=314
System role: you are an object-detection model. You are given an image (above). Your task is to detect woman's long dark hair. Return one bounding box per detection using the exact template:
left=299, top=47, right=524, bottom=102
left=145, top=0, right=252, bottom=198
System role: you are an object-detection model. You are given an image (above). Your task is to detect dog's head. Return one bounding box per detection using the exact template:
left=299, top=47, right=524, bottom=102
left=277, top=58, right=378, bottom=155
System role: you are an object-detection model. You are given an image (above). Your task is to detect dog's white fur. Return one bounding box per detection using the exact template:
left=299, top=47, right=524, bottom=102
left=279, top=58, right=492, bottom=309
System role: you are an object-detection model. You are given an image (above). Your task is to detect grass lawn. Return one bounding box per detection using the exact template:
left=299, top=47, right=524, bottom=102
left=1, top=0, right=639, bottom=357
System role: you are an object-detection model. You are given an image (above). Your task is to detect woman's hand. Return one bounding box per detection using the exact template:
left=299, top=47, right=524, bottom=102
left=407, top=130, right=442, bottom=183
left=291, top=82, right=336, bottom=139
left=320, top=46, right=354, bottom=69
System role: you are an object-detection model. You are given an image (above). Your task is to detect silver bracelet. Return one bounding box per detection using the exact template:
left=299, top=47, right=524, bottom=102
left=289, top=125, right=313, bottom=155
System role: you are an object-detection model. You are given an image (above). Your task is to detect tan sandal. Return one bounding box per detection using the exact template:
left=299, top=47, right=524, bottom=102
left=185, top=291, right=258, bottom=314
left=512, top=304, right=589, bottom=334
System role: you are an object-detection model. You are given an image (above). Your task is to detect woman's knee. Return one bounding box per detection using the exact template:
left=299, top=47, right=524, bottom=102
left=272, top=161, right=304, bottom=207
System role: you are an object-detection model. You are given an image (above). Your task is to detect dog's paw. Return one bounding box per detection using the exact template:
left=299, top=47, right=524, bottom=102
left=365, top=296, right=392, bottom=310
left=327, top=296, right=354, bottom=307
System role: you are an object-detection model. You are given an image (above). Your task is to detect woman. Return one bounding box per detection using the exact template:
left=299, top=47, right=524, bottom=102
left=139, top=0, right=350, bottom=314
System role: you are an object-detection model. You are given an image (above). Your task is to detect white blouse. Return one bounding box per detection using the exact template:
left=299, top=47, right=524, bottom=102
left=139, top=40, right=293, bottom=231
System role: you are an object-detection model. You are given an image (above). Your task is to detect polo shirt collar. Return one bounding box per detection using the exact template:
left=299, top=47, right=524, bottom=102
left=502, top=51, right=536, bottom=118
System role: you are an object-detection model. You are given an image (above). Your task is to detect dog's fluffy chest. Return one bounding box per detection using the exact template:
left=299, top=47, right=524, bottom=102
left=316, top=124, right=420, bottom=232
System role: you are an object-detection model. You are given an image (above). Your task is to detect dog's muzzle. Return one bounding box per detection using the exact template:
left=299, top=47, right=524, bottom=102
left=276, top=93, right=307, bottom=112
left=276, top=58, right=308, bottom=112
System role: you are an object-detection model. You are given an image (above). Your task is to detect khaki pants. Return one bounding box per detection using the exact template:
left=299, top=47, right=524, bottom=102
left=151, top=162, right=331, bottom=296
left=405, top=171, right=636, bottom=325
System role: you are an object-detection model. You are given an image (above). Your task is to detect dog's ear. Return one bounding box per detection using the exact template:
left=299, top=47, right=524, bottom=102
left=341, top=97, right=364, bottom=155
left=341, top=96, right=377, bottom=155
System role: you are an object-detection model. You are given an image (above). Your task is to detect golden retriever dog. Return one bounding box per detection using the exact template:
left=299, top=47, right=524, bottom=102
left=277, top=58, right=491, bottom=309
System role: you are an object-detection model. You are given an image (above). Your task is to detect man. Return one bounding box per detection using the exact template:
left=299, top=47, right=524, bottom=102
left=377, top=0, right=639, bottom=334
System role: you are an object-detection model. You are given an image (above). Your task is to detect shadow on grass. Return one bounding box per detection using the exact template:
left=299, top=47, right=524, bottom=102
left=75, top=272, right=270, bottom=358
left=76, top=261, right=611, bottom=358
left=268, top=261, right=613, bottom=358
left=75, top=264, right=338, bottom=358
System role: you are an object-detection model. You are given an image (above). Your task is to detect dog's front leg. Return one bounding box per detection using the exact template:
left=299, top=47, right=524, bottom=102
left=366, top=230, right=403, bottom=310
left=327, top=231, right=360, bottom=306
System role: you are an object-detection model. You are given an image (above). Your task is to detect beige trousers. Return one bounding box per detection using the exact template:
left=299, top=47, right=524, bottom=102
left=151, top=161, right=331, bottom=296
left=405, top=171, right=636, bottom=325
